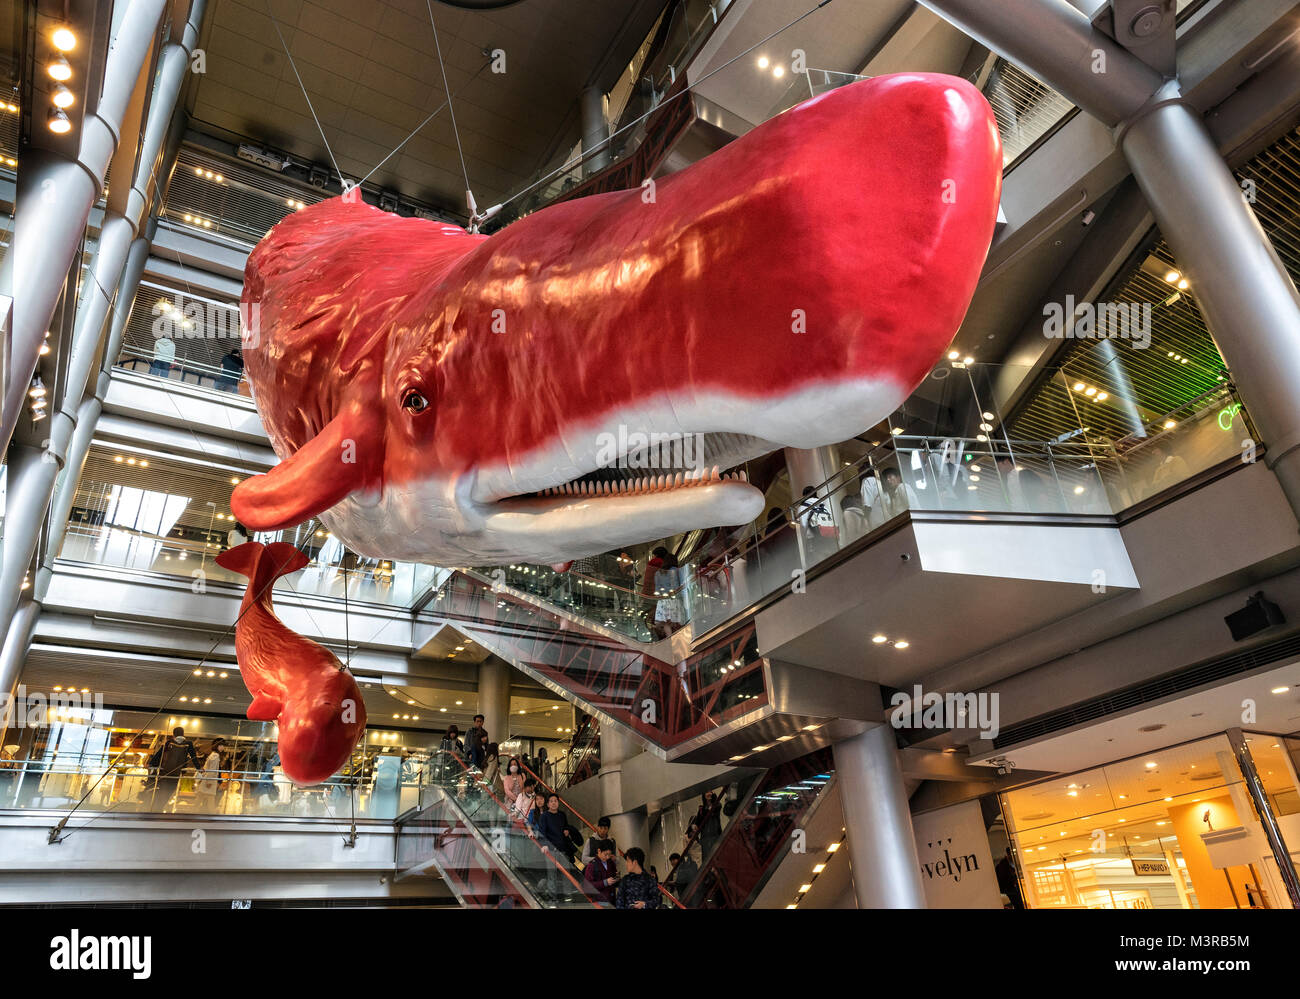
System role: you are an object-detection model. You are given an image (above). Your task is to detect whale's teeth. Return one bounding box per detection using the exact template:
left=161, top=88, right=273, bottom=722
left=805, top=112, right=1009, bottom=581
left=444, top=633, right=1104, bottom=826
left=711, top=465, right=721, bottom=481
left=658, top=474, right=667, bottom=490
left=738, top=469, right=748, bottom=482
left=674, top=472, right=684, bottom=488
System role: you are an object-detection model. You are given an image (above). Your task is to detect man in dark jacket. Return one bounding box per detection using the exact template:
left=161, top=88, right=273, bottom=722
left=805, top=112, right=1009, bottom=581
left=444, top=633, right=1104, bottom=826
left=583, top=840, right=620, bottom=905
left=616, top=847, right=661, bottom=909
left=149, top=727, right=200, bottom=812
left=465, top=714, right=488, bottom=768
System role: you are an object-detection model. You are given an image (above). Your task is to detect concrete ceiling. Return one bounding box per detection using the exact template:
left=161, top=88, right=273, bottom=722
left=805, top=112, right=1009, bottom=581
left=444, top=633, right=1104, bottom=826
left=974, top=659, right=1300, bottom=776
left=185, top=0, right=666, bottom=212
left=690, top=0, right=916, bottom=126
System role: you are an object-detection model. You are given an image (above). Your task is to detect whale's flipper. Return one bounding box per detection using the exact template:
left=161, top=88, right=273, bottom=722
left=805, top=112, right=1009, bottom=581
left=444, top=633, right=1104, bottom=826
left=248, top=692, right=285, bottom=721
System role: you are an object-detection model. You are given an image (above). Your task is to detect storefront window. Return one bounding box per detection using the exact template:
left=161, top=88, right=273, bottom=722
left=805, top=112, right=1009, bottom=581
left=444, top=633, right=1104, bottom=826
left=1001, top=734, right=1295, bottom=909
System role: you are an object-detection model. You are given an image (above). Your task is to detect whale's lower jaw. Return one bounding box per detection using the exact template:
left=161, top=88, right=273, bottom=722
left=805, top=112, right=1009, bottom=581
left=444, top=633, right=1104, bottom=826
left=318, top=374, right=908, bottom=566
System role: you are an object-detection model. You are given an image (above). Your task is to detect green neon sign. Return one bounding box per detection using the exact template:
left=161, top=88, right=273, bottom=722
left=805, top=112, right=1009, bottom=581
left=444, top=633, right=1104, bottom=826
left=1218, top=403, right=1242, bottom=431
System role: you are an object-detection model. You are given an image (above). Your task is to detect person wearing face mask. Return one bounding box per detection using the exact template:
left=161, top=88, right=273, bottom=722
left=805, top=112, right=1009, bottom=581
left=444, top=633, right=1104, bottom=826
left=502, top=755, right=525, bottom=803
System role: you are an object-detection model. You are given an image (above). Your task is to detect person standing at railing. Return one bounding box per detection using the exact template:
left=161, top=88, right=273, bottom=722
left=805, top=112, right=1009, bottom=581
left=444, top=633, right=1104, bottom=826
left=148, top=726, right=200, bottom=812
left=226, top=520, right=249, bottom=550
left=0, top=744, right=18, bottom=808
left=644, top=546, right=685, bottom=639
left=840, top=496, right=870, bottom=542
left=149, top=333, right=175, bottom=378
left=196, top=738, right=227, bottom=813
left=218, top=347, right=244, bottom=393
left=878, top=467, right=918, bottom=520
left=796, top=487, right=837, bottom=559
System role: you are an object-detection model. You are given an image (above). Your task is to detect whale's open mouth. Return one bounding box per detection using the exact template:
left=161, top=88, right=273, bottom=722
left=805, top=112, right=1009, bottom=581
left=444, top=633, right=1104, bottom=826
left=474, top=430, right=774, bottom=552
left=505, top=431, right=772, bottom=503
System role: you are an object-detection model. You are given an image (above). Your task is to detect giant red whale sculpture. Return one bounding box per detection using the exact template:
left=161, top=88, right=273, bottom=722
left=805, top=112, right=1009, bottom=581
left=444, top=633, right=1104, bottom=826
left=230, top=73, right=1002, bottom=565
left=216, top=542, right=367, bottom=784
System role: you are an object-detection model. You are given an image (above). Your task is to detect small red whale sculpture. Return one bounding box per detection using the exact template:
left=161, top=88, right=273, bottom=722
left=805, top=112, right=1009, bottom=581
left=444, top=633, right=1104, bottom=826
left=216, top=542, right=368, bottom=785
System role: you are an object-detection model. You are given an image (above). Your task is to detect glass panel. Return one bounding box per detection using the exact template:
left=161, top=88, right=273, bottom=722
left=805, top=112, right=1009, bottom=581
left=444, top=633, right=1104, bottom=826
left=59, top=446, right=431, bottom=608
left=403, top=750, right=603, bottom=907
left=0, top=707, right=420, bottom=821
left=115, top=281, right=250, bottom=395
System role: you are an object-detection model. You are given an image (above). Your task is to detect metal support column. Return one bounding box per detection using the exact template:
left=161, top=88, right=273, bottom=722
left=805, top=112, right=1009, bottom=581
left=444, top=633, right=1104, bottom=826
left=832, top=723, right=927, bottom=908
left=476, top=658, right=513, bottom=754
left=2, top=0, right=169, bottom=455
left=1118, top=99, right=1300, bottom=526
left=1227, top=728, right=1300, bottom=909
left=580, top=85, right=611, bottom=177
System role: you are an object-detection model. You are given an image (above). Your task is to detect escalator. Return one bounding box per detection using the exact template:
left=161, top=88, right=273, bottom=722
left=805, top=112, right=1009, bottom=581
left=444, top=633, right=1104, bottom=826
left=395, top=751, right=601, bottom=908
left=421, top=570, right=790, bottom=763
left=666, top=748, right=837, bottom=909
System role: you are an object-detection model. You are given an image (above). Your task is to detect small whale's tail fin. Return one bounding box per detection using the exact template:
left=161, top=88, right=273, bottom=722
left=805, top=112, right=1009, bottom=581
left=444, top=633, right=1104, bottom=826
left=216, top=541, right=309, bottom=597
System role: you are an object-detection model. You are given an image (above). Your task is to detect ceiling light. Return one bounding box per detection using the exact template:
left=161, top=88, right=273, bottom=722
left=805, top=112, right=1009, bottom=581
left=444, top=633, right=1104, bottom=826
left=1163, top=419, right=1176, bottom=430
left=1073, top=382, right=1086, bottom=392
left=1144, top=761, right=1157, bottom=769
left=893, top=640, right=909, bottom=649
left=1177, top=278, right=1189, bottom=290
left=48, top=56, right=72, bottom=82
left=757, top=56, right=769, bottom=69
left=812, top=863, right=825, bottom=873
left=871, top=634, right=888, bottom=644
left=1096, top=392, right=1108, bottom=401
left=51, top=26, right=77, bottom=52
left=47, top=107, right=72, bottom=133
left=890, top=427, right=903, bottom=436
left=1164, top=270, right=1179, bottom=283
left=948, top=351, right=959, bottom=360
left=52, top=85, right=74, bottom=109
left=28, top=378, right=45, bottom=399
left=1271, top=686, right=1290, bottom=694
left=798, top=884, right=812, bottom=893
left=827, top=842, right=840, bottom=852
left=982, top=411, right=994, bottom=420
left=773, top=65, right=785, bottom=78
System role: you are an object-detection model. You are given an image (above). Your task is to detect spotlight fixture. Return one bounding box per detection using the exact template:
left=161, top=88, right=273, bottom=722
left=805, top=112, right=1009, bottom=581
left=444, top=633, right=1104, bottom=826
left=28, top=377, right=46, bottom=399
left=47, top=56, right=72, bottom=82
left=52, top=85, right=74, bottom=109
left=47, top=107, right=72, bottom=134
left=757, top=55, right=770, bottom=69
left=51, top=26, right=77, bottom=52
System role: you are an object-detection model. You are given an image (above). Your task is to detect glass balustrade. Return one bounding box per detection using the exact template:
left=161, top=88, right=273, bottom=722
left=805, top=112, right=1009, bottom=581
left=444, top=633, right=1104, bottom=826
left=0, top=718, right=436, bottom=821
left=400, top=750, right=603, bottom=907
left=58, top=444, right=438, bottom=609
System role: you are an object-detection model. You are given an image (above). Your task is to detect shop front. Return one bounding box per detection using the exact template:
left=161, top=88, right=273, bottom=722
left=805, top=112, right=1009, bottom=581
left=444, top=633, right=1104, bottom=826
left=1000, top=732, right=1300, bottom=909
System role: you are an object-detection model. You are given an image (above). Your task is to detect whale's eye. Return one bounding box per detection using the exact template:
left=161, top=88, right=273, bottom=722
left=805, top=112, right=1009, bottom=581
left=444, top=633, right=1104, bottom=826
left=402, top=389, right=428, bottom=413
